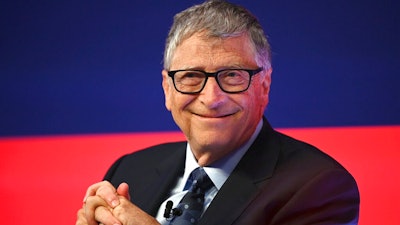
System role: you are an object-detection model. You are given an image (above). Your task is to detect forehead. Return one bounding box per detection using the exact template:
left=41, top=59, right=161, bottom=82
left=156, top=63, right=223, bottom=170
left=170, top=33, right=257, bottom=70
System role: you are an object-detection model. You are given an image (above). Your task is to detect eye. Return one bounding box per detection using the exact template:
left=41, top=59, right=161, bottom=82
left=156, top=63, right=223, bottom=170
left=174, top=71, right=205, bottom=86
left=187, top=72, right=202, bottom=78
left=178, top=71, right=204, bottom=79
left=224, top=70, right=241, bottom=77
left=219, top=70, right=248, bottom=85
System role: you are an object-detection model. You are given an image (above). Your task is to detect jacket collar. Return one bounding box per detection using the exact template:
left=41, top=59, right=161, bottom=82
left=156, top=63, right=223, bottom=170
left=199, top=117, right=280, bottom=225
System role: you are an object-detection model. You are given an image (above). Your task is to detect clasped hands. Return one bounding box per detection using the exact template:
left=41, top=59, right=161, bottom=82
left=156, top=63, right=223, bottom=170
left=76, top=181, right=160, bottom=225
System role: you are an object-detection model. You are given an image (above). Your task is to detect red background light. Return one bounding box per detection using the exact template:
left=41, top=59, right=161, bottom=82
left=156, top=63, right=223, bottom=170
left=1, top=126, right=399, bottom=224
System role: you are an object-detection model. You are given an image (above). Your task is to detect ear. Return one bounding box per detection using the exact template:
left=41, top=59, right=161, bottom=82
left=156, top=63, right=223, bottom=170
left=162, top=69, right=172, bottom=111
left=260, top=67, right=272, bottom=106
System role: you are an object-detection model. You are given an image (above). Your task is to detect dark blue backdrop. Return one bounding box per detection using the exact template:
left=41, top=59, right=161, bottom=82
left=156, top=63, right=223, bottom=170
left=1, top=0, right=399, bottom=137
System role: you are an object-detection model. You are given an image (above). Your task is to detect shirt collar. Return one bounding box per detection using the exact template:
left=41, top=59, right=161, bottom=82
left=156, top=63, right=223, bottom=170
left=183, top=119, right=263, bottom=190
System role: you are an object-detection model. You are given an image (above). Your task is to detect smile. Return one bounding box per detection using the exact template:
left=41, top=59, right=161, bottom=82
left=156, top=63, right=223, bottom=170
left=193, top=112, right=235, bottom=118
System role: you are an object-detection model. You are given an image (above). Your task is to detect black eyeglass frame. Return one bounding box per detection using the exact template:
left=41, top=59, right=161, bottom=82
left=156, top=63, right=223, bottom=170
left=167, top=67, right=264, bottom=94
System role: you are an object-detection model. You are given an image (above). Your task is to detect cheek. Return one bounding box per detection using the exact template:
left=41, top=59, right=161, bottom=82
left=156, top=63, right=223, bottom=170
left=169, top=94, right=195, bottom=116
left=169, top=95, right=196, bottom=136
left=246, top=86, right=268, bottom=115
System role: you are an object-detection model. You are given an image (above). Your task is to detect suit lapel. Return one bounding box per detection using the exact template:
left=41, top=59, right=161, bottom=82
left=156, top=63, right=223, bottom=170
left=199, top=119, right=281, bottom=225
left=139, top=143, right=186, bottom=216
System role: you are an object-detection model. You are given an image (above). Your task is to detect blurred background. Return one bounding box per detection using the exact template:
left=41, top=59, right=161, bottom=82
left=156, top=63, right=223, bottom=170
left=1, top=0, right=398, bottom=136
left=1, top=0, right=399, bottom=224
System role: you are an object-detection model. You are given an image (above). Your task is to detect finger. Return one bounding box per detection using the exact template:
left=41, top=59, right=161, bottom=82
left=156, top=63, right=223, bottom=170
left=116, top=182, right=131, bottom=200
left=84, top=181, right=119, bottom=208
left=83, top=181, right=108, bottom=201
left=95, top=206, right=121, bottom=225
left=84, top=195, right=112, bottom=225
left=76, top=208, right=87, bottom=225
left=96, top=183, right=120, bottom=208
left=113, top=197, right=160, bottom=225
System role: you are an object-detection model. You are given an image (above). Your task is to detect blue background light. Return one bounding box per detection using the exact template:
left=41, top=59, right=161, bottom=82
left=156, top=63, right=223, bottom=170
left=1, top=0, right=399, bottom=136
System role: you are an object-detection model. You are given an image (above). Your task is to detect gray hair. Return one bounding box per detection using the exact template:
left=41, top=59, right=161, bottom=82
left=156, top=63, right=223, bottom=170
left=163, top=0, right=272, bottom=70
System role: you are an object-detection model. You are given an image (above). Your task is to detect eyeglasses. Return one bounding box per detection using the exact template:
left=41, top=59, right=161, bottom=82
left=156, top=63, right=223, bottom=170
left=167, top=67, right=263, bottom=94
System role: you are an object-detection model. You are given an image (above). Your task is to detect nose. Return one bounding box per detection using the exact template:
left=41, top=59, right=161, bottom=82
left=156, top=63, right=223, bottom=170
left=198, top=78, right=227, bottom=108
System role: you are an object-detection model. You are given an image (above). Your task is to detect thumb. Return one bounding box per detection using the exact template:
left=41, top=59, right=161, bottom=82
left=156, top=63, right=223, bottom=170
left=116, top=182, right=131, bottom=200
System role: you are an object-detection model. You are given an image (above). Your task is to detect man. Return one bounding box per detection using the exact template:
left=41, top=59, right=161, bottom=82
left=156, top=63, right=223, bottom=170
left=76, top=0, right=360, bottom=224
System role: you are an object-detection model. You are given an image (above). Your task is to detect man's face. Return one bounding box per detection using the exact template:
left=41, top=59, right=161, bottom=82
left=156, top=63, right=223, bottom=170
left=162, top=33, right=272, bottom=166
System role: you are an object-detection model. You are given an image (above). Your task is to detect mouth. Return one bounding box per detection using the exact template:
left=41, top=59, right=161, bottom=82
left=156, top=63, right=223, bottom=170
left=193, top=112, right=235, bottom=119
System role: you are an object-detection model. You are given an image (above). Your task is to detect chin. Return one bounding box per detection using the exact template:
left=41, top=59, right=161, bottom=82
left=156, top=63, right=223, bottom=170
left=192, top=133, right=234, bottom=150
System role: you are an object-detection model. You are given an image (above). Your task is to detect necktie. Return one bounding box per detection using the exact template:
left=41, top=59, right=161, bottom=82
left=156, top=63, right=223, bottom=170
left=170, top=167, right=214, bottom=225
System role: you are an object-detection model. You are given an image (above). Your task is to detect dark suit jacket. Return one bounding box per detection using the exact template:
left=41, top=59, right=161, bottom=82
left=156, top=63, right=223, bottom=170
left=104, top=118, right=360, bottom=224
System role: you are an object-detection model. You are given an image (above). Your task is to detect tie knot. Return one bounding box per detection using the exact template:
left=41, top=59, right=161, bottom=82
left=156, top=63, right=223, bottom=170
left=189, top=167, right=213, bottom=191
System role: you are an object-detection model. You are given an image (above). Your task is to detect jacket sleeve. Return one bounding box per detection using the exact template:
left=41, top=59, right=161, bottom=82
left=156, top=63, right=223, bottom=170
left=272, top=168, right=360, bottom=225
left=103, top=155, right=125, bottom=184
